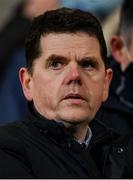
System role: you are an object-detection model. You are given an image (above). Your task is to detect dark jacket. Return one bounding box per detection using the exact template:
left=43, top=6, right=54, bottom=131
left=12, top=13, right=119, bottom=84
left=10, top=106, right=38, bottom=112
left=95, top=56, right=133, bottom=134
left=0, top=103, right=101, bottom=179
left=90, top=119, right=133, bottom=178
left=0, top=102, right=133, bottom=178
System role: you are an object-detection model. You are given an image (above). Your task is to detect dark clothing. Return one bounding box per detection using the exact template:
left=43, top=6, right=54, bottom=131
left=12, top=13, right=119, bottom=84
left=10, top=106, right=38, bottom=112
left=90, top=120, right=133, bottom=179
left=95, top=56, right=133, bottom=134
left=0, top=103, right=101, bottom=179
left=0, top=102, right=133, bottom=178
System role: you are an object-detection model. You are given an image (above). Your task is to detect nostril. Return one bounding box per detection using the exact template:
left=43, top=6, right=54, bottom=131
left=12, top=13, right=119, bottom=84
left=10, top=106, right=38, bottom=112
left=68, top=79, right=80, bottom=85
left=73, top=80, right=80, bottom=84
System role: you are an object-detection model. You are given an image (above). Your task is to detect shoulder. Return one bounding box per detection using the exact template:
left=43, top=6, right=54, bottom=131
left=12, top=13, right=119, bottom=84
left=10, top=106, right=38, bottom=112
left=0, top=120, right=30, bottom=150
left=91, top=118, right=133, bottom=147
left=0, top=121, right=35, bottom=178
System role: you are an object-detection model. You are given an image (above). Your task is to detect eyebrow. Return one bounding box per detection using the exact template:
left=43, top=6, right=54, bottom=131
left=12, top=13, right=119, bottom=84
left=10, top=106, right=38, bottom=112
left=80, top=56, right=100, bottom=64
left=78, top=56, right=102, bottom=70
left=45, top=54, right=69, bottom=63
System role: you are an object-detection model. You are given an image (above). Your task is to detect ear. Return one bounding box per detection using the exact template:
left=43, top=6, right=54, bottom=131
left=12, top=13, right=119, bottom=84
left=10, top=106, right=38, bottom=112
left=102, top=68, right=113, bottom=102
left=110, top=35, right=126, bottom=64
left=19, top=68, right=33, bottom=101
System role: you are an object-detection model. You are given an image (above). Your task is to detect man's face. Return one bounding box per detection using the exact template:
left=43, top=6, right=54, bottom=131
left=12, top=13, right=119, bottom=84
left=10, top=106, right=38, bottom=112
left=20, top=33, right=112, bottom=125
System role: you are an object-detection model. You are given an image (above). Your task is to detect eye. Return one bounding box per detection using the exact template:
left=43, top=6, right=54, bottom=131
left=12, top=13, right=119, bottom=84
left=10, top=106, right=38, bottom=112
left=50, top=60, right=63, bottom=70
left=80, top=60, right=95, bottom=70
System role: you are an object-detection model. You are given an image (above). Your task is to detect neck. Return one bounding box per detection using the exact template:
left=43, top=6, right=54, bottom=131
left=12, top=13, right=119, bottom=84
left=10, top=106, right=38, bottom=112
left=58, top=120, right=89, bottom=143
left=74, top=124, right=89, bottom=143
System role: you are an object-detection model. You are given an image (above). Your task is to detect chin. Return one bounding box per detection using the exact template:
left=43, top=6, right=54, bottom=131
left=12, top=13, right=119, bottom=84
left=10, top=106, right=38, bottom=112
left=57, top=110, right=91, bottom=124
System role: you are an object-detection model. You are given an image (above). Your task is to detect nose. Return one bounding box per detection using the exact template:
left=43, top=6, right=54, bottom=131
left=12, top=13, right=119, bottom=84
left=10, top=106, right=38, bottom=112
left=64, top=62, right=81, bottom=85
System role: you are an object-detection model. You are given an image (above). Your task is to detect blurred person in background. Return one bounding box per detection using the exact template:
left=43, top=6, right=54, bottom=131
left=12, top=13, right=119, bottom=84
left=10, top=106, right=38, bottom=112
left=0, top=0, right=59, bottom=125
left=95, top=0, right=133, bottom=134
left=62, top=0, right=122, bottom=20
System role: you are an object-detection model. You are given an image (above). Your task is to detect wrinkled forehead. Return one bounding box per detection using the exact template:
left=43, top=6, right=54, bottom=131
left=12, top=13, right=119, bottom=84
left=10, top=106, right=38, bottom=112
left=39, top=32, right=101, bottom=58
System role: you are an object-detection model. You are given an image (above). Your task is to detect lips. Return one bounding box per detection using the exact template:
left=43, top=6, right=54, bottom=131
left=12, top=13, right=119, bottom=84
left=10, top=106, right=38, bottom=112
left=63, top=93, right=85, bottom=101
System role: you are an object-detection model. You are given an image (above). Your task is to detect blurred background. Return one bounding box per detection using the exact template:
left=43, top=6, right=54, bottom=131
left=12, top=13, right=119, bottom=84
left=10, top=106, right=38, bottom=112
left=0, top=0, right=123, bottom=43
left=0, top=0, right=21, bottom=30
left=0, top=0, right=123, bottom=125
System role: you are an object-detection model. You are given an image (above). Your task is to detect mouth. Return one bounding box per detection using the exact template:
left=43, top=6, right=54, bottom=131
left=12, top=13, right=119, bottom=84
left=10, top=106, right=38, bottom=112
left=63, top=93, right=86, bottom=104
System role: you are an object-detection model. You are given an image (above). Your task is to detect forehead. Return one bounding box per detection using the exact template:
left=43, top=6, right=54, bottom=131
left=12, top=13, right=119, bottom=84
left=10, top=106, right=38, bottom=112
left=40, top=33, right=101, bottom=58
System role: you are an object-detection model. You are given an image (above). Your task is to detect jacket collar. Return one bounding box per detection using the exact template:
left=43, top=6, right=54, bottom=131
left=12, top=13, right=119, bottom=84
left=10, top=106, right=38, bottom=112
left=25, top=101, right=93, bottom=150
left=26, top=102, right=119, bottom=149
left=90, top=118, right=120, bottom=146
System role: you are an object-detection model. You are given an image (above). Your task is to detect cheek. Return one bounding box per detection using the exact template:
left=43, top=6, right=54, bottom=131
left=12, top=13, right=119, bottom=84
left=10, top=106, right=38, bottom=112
left=86, top=77, right=105, bottom=104
left=38, top=79, right=54, bottom=97
left=33, top=76, right=60, bottom=106
left=89, top=84, right=104, bottom=115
